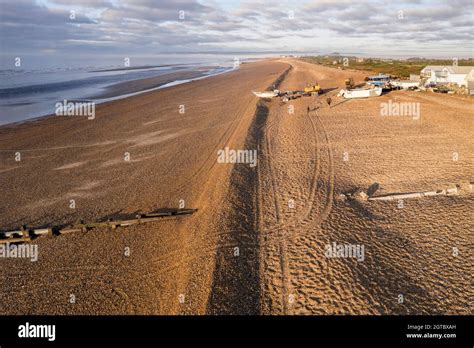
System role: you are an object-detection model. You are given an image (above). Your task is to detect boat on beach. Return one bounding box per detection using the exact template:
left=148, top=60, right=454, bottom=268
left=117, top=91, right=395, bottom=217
left=390, top=80, right=420, bottom=90
left=337, top=86, right=383, bottom=99
left=367, top=74, right=391, bottom=86
left=252, top=90, right=280, bottom=98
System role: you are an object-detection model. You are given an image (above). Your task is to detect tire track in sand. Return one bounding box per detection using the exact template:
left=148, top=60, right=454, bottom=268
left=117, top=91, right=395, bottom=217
left=257, top=79, right=335, bottom=314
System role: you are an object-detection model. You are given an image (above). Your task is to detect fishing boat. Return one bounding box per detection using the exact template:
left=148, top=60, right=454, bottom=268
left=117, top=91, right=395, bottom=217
left=252, top=90, right=280, bottom=98
left=367, top=74, right=391, bottom=87
left=390, top=80, right=420, bottom=90
left=337, top=86, right=382, bottom=99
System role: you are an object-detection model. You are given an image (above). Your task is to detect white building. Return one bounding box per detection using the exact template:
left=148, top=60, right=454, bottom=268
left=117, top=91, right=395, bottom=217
left=466, top=69, right=474, bottom=94
left=420, top=65, right=474, bottom=87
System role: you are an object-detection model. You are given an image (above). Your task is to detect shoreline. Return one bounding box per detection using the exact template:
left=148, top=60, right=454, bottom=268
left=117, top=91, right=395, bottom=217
left=0, top=64, right=236, bottom=127
left=92, top=65, right=235, bottom=104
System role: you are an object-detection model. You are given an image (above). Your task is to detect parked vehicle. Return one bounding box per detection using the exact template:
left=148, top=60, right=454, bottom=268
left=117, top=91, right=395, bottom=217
left=303, top=83, right=322, bottom=96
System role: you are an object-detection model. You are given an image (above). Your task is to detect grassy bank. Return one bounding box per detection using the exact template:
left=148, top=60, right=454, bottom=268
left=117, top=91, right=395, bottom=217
left=300, top=56, right=474, bottom=78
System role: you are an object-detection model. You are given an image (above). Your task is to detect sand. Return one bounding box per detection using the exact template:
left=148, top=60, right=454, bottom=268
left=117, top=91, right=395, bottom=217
left=94, top=68, right=219, bottom=99
left=0, top=59, right=472, bottom=315
left=254, top=59, right=473, bottom=315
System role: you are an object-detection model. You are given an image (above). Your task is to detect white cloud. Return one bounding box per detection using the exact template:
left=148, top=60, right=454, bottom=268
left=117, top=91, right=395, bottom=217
left=0, top=0, right=472, bottom=58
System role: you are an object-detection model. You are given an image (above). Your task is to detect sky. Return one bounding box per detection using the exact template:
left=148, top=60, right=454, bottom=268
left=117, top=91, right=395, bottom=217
left=0, top=0, right=473, bottom=67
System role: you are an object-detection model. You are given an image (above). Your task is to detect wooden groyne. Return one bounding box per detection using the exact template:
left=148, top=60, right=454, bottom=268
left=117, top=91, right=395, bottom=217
left=368, top=187, right=459, bottom=201
left=0, top=208, right=197, bottom=244
left=343, top=181, right=472, bottom=202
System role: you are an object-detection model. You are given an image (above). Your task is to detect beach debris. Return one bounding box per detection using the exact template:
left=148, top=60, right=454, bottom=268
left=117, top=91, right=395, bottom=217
left=446, top=184, right=458, bottom=195
left=458, top=180, right=473, bottom=192
left=326, top=96, right=332, bottom=107
left=367, top=182, right=380, bottom=196
left=340, top=181, right=472, bottom=203
left=345, top=78, right=355, bottom=89
left=336, top=193, right=348, bottom=202
left=0, top=208, right=197, bottom=245
left=352, top=188, right=369, bottom=201
left=281, top=93, right=302, bottom=102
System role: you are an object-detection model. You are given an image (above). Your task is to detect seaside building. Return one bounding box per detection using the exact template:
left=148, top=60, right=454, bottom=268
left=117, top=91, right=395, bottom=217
left=466, top=69, right=474, bottom=94
left=420, top=65, right=474, bottom=87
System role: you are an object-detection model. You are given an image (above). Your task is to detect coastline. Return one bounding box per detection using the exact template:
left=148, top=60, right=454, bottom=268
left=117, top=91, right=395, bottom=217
left=0, top=64, right=235, bottom=127
left=92, top=65, right=235, bottom=103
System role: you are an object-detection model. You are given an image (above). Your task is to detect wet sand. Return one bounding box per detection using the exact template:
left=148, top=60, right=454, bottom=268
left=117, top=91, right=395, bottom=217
left=0, top=59, right=472, bottom=315
left=94, top=67, right=222, bottom=99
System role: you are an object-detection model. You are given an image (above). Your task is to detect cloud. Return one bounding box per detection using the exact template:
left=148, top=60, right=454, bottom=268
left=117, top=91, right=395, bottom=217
left=0, top=0, right=472, bottom=60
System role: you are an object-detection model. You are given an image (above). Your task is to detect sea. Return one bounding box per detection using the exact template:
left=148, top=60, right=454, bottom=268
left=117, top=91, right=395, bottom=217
left=0, top=54, right=269, bottom=126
